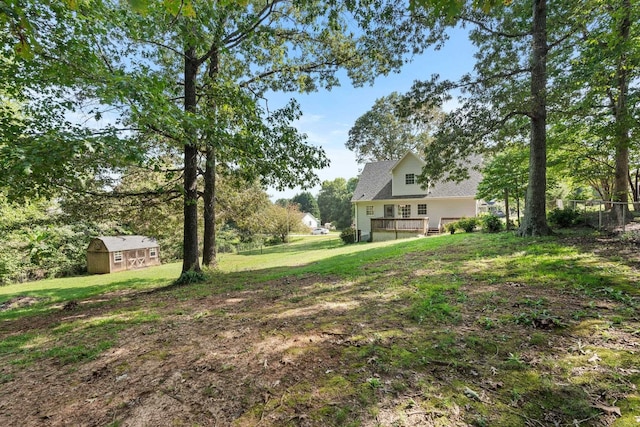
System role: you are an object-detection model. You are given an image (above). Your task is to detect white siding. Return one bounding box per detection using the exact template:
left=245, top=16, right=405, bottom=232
left=354, top=198, right=477, bottom=239
left=391, top=153, right=426, bottom=197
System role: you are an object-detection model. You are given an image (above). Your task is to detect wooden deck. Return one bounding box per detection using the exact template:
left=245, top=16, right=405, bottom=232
left=370, top=218, right=429, bottom=235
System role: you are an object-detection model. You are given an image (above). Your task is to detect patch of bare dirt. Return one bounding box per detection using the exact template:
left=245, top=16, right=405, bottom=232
left=0, top=296, right=45, bottom=312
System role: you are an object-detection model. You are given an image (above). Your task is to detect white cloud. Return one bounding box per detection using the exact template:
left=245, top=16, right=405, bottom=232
left=294, top=113, right=325, bottom=125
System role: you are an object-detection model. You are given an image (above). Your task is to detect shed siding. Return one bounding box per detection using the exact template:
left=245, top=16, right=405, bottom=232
left=87, top=252, right=111, bottom=274
left=87, top=236, right=161, bottom=274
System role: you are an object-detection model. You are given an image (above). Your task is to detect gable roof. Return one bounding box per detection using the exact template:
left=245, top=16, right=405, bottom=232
left=351, top=156, right=481, bottom=202
left=390, top=151, right=425, bottom=172
left=301, top=212, right=318, bottom=221
left=94, top=236, right=159, bottom=252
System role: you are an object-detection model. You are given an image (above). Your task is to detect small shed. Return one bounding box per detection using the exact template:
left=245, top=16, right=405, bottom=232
left=87, top=235, right=160, bottom=274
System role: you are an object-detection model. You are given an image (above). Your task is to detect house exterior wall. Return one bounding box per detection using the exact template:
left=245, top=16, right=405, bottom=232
left=391, top=154, right=425, bottom=197
left=355, top=198, right=477, bottom=241
left=301, top=213, right=319, bottom=229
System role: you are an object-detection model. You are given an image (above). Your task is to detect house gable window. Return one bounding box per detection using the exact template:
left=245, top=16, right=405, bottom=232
left=405, top=173, right=415, bottom=185
left=365, top=206, right=374, bottom=216
left=418, top=204, right=427, bottom=215
left=113, top=251, right=123, bottom=263
left=150, top=248, right=158, bottom=258
left=399, top=204, right=411, bottom=218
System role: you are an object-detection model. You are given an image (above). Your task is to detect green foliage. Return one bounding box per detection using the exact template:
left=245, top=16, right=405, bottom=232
left=410, top=289, right=458, bottom=323
left=215, top=226, right=240, bottom=254
left=263, top=203, right=305, bottom=243
left=547, top=208, right=580, bottom=228
left=291, top=192, right=321, bottom=222
left=445, top=222, right=457, bottom=234
left=3, top=0, right=437, bottom=274
left=346, top=92, right=443, bottom=164
left=317, top=178, right=358, bottom=229
left=0, top=197, right=127, bottom=284
left=476, top=145, right=528, bottom=213
left=481, top=214, right=504, bottom=233
left=339, top=228, right=357, bottom=244
left=457, top=217, right=479, bottom=233
left=513, top=310, right=564, bottom=329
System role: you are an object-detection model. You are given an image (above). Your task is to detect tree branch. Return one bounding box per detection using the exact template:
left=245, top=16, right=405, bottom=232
left=218, top=0, right=285, bottom=55
left=460, top=16, right=530, bottom=38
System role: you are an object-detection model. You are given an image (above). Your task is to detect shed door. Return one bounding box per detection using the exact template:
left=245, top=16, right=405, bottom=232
left=128, top=249, right=147, bottom=269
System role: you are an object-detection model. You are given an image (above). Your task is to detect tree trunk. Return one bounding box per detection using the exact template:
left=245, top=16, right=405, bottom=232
left=202, top=147, right=217, bottom=267
left=182, top=46, right=201, bottom=274
left=202, top=49, right=219, bottom=268
left=518, top=0, right=552, bottom=237
left=610, top=0, right=631, bottom=225
left=629, top=168, right=640, bottom=210
left=504, top=188, right=510, bottom=230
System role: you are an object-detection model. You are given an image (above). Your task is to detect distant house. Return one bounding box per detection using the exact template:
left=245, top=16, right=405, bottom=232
left=351, top=152, right=482, bottom=242
left=301, top=212, right=320, bottom=229
left=87, top=235, right=160, bottom=274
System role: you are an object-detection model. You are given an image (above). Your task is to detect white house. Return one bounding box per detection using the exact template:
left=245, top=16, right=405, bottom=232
left=351, top=152, right=482, bottom=242
left=301, top=212, right=320, bottom=229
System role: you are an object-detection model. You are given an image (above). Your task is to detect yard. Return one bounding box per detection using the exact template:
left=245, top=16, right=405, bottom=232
left=0, top=231, right=638, bottom=426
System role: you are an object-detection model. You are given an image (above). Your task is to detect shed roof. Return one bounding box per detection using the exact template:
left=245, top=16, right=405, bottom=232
left=351, top=156, right=481, bottom=202
left=94, top=236, right=159, bottom=252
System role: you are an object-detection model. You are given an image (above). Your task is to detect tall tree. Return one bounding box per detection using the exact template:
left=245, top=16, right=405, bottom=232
left=346, top=92, right=443, bottom=163
left=317, top=177, right=358, bottom=229
left=291, top=191, right=321, bottom=221
left=34, top=0, right=439, bottom=278
left=476, top=144, right=529, bottom=227
left=561, top=0, right=640, bottom=223
left=406, top=0, right=582, bottom=236
left=263, top=203, right=305, bottom=243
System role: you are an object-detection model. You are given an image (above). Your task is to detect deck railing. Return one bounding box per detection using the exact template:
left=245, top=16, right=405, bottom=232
left=370, top=218, right=429, bottom=234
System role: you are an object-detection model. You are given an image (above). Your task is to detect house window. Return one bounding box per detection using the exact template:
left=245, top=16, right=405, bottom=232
left=405, top=173, right=415, bottom=185
left=150, top=248, right=157, bottom=258
left=366, top=206, right=374, bottom=216
left=113, top=251, right=123, bottom=263
left=399, top=204, right=411, bottom=218
left=418, top=204, right=427, bottom=215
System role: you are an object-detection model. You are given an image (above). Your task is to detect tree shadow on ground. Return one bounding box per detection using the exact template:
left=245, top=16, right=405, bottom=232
left=0, top=231, right=638, bottom=426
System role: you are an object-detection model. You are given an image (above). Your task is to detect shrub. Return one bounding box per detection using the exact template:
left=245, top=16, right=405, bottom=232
left=265, top=235, right=284, bottom=246
left=547, top=207, right=580, bottom=228
left=340, top=227, right=357, bottom=244
left=457, top=217, right=479, bottom=233
left=445, top=222, right=457, bottom=234
left=481, top=214, right=504, bottom=233
left=173, top=270, right=207, bottom=286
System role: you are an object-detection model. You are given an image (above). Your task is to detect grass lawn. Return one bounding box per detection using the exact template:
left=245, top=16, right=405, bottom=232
left=0, top=230, right=639, bottom=426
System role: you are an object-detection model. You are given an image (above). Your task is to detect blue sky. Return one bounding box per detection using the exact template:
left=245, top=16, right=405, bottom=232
left=267, top=26, right=476, bottom=201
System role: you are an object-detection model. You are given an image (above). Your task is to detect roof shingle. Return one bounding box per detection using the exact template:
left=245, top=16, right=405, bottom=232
left=94, top=236, right=159, bottom=252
